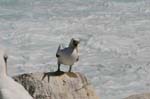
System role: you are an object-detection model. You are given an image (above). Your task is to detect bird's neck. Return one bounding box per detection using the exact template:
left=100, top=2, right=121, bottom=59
left=0, top=61, right=7, bottom=78
left=68, top=46, right=75, bottom=51
left=68, top=46, right=79, bottom=54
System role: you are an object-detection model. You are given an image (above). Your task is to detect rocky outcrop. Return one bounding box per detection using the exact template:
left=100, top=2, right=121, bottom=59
left=13, top=72, right=99, bottom=99
left=124, top=93, right=150, bottom=99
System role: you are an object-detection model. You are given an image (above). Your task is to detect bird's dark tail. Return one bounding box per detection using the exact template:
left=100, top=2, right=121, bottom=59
left=56, top=45, right=61, bottom=58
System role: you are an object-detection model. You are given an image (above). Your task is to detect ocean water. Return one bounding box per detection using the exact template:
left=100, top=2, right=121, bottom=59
left=0, top=0, right=150, bottom=99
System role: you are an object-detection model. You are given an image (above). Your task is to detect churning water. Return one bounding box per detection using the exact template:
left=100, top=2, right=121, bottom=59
left=0, top=0, right=150, bottom=99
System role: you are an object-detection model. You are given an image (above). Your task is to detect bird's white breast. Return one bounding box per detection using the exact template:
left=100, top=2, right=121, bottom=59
left=58, top=48, right=78, bottom=66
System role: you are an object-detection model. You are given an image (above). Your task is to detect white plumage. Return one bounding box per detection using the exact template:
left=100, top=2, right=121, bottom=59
left=0, top=50, right=33, bottom=99
left=56, top=38, right=80, bottom=72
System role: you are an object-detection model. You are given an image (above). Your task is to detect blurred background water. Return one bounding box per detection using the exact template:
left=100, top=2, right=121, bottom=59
left=0, top=0, right=150, bottom=99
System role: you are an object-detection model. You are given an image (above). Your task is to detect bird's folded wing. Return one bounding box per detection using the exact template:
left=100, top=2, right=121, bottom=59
left=1, top=87, right=33, bottom=99
left=0, top=89, right=17, bottom=99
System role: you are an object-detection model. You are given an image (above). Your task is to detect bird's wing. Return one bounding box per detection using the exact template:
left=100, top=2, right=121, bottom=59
left=61, top=44, right=65, bottom=49
left=0, top=89, right=20, bottom=99
left=0, top=88, right=32, bottom=99
left=11, top=80, right=33, bottom=99
left=0, top=89, right=13, bottom=99
left=4, top=78, right=33, bottom=99
left=0, top=77, right=33, bottom=99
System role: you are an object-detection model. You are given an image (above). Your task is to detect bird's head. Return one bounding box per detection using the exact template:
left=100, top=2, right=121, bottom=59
left=69, top=38, right=80, bottom=48
left=0, top=50, right=8, bottom=65
left=0, top=49, right=8, bottom=76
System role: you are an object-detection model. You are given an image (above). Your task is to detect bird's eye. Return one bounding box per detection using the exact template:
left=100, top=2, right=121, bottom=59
left=73, top=40, right=76, bottom=44
left=72, top=40, right=76, bottom=45
left=4, top=55, right=8, bottom=63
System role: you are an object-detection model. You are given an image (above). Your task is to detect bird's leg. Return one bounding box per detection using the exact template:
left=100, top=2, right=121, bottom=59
left=57, top=62, right=61, bottom=72
left=68, top=65, right=72, bottom=72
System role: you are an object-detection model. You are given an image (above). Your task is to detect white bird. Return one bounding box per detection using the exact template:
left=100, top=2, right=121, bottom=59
left=56, top=38, right=80, bottom=72
left=0, top=50, right=33, bottom=99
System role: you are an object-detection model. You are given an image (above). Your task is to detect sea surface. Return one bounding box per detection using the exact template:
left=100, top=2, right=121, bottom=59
left=0, top=0, right=150, bottom=99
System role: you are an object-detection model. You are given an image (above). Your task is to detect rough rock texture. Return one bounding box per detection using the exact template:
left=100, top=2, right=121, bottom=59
left=13, top=72, right=99, bottom=99
left=124, top=93, right=150, bottom=99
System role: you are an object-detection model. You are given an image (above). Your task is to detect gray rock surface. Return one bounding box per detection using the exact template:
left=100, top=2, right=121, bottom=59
left=13, top=72, right=99, bottom=99
left=124, top=93, right=150, bottom=99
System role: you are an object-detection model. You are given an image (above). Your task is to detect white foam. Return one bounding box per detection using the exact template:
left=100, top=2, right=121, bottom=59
left=0, top=0, right=150, bottom=99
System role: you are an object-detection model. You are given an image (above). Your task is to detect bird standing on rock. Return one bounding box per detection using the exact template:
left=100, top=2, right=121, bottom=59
left=56, top=38, right=80, bottom=72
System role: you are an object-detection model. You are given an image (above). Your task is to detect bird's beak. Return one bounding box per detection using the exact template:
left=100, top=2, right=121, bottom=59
left=4, top=55, right=8, bottom=64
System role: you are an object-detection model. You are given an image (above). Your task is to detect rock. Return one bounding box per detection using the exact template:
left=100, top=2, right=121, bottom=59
left=124, top=93, right=150, bottom=99
left=13, top=72, right=99, bottom=99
